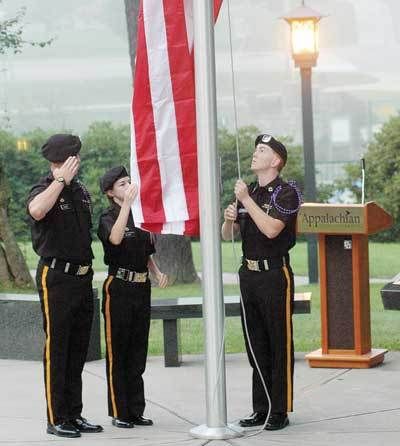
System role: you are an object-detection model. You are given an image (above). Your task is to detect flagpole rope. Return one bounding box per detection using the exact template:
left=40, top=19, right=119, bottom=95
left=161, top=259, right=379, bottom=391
left=213, top=0, right=273, bottom=437
left=226, top=0, right=241, bottom=180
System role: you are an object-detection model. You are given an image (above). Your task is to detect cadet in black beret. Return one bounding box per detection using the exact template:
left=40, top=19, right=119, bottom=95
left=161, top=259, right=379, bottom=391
left=99, top=166, right=128, bottom=194
left=222, top=133, right=301, bottom=431
left=98, top=166, right=168, bottom=429
left=41, top=134, right=82, bottom=162
left=27, top=135, right=102, bottom=437
left=254, top=134, right=287, bottom=167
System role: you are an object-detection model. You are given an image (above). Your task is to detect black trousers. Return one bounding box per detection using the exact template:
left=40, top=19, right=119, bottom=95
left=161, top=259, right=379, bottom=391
left=36, top=260, right=94, bottom=425
left=102, top=275, right=151, bottom=421
left=239, top=264, right=294, bottom=414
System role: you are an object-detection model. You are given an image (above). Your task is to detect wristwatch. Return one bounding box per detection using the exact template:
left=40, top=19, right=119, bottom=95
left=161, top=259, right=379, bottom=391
left=56, top=177, right=65, bottom=184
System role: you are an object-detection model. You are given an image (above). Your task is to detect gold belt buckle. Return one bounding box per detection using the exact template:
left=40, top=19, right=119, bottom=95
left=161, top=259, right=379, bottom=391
left=77, top=265, right=90, bottom=275
left=134, top=272, right=147, bottom=283
left=246, top=259, right=260, bottom=272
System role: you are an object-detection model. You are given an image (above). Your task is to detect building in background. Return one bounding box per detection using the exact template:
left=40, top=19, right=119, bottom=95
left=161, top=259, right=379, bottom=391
left=1, top=0, right=400, bottom=182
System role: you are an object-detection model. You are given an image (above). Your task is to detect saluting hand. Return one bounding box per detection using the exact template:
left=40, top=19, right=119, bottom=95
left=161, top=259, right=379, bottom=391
left=224, top=202, right=237, bottom=222
left=123, top=184, right=138, bottom=207
left=53, top=156, right=80, bottom=185
left=234, top=179, right=249, bottom=201
left=157, top=272, right=169, bottom=288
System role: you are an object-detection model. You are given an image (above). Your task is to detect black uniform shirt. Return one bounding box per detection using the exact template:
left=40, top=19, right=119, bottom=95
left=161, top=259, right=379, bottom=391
left=27, top=173, right=94, bottom=264
left=237, top=176, right=300, bottom=260
left=97, top=202, right=155, bottom=272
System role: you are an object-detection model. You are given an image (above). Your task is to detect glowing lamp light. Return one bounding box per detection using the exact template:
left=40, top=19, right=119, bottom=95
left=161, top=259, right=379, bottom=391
left=282, top=2, right=324, bottom=68
left=16, top=139, right=29, bottom=151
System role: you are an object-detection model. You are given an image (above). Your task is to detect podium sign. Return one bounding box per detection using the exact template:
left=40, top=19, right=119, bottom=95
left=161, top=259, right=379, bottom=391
left=298, top=202, right=392, bottom=368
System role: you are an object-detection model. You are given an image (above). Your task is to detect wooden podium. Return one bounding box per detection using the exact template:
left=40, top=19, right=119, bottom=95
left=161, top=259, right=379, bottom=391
left=297, top=202, right=393, bottom=368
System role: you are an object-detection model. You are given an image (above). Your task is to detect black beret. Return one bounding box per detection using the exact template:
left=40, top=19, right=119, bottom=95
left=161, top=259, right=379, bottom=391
left=41, top=134, right=81, bottom=162
left=100, top=166, right=129, bottom=193
left=255, top=134, right=287, bottom=167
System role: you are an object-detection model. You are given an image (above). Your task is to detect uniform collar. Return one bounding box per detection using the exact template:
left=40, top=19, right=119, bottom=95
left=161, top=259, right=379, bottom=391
left=253, top=176, right=282, bottom=193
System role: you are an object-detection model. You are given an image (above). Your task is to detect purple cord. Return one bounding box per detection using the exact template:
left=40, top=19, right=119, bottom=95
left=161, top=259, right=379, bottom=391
left=271, top=181, right=303, bottom=215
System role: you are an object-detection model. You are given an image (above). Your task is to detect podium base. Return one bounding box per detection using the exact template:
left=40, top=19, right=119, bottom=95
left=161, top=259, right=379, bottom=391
left=306, top=348, right=387, bottom=368
left=190, top=424, right=244, bottom=440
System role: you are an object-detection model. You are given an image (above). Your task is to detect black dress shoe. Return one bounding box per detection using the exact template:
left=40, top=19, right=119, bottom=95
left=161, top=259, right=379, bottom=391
left=112, top=417, right=135, bottom=428
left=70, top=416, right=103, bottom=433
left=264, top=413, right=289, bottom=431
left=131, top=415, right=153, bottom=426
left=239, top=412, right=267, bottom=427
left=47, top=422, right=81, bottom=438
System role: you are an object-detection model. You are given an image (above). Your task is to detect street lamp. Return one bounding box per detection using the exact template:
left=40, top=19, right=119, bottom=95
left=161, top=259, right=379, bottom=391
left=282, top=1, right=325, bottom=284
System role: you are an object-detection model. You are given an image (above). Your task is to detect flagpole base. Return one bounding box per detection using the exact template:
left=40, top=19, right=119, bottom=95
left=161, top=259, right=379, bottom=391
left=190, top=423, right=244, bottom=440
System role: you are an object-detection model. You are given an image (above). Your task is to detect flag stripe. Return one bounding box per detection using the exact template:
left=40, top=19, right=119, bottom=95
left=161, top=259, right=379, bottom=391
left=163, top=0, right=198, bottom=223
left=132, top=1, right=166, bottom=224
left=143, top=0, right=189, bottom=222
left=130, top=101, right=144, bottom=223
left=130, top=0, right=223, bottom=235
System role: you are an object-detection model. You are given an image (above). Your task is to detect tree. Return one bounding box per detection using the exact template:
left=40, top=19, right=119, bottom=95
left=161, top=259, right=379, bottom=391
left=335, top=114, right=400, bottom=241
left=124, top=0, right=140, bottom=76
left=0, top=1, right=52, bottom=55
left=218, top=125, right=333, bottom=210
left=0, top=1, right=51, bottom=288
left=79, top=121, right=131, bottom=228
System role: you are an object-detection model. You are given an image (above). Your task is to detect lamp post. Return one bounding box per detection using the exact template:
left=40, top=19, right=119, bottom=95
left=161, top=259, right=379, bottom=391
left=282, top=1, right=325, bottom=284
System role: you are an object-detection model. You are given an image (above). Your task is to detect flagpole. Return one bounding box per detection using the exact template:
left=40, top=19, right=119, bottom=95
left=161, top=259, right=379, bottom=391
left=190, top=0, right=242, bottom=440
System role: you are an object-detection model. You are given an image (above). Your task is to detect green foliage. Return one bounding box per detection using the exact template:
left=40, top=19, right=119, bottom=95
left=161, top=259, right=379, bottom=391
left=0, top=122, right=131, bottom=240
left=218, top=126, right=333, bottom=210
left=218, top=127, right=333, bottom=246
left=79, top=121, right=131, bottom=230
left=1, top=122, right=338, bottom=241
left=335, top=114, right=400, bottom=241
left=0, top=0, right=53, bottom=55
left=0, top=128, right=49, bottom=240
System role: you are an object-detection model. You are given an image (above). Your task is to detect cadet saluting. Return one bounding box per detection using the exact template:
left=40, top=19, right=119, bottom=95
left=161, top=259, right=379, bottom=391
left=98, top=166, right=168, bottom=429
left=27, top=134, right=103, bottom=438
left=222, top=134, right=301, bottom=431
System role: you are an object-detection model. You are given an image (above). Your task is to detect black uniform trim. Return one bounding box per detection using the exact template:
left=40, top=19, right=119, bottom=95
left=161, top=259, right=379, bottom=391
left=236, top=177, right=299, bottom=260
left=41, top=265, right=55, bottom=425
left=97, top=203, right=155, bottom=271
left=27, top=173, right=93, bottom=264
left=236, top=175, right=299, bottom=415
left=36, top=261, right=94, bottom=424
left=104, top=275, right=118, bottom=418
left=283, top=265, right=293, bottom=412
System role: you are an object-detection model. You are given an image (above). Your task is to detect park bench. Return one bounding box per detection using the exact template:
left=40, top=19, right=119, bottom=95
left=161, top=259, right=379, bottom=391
left=151, top=292, right=311, bottom=367
left=0, top=291, right=310, bottom=367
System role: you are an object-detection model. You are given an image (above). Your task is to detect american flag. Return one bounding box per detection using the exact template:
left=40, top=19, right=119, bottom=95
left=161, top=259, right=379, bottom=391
left=130, top=0, right=223, bottom=236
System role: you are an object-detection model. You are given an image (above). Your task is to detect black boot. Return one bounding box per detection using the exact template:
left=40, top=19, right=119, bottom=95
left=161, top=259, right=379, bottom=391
left=131, top=415, right=153, bottom=426
left=239, top=412, right=267, bottom=427
left=70, top=416, right=103, bottom=433
left=264, top=413, right=289, bottom=431
left=47, top=422, right=81, bottom=438
left=112, top=417, right=135, bottom=429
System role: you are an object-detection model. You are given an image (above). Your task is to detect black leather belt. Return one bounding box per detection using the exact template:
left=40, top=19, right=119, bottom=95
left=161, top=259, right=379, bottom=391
left=242, top=255, right=289, bottom=272
left=109, top=267, right=148, bottom=283
left=43, top=258, right=92, bottom=276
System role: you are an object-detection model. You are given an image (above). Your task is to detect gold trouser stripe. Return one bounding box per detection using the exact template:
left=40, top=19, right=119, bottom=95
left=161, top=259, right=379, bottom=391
left=42, top=265, right=54, bottom=425
left=283, top=266, right=293, bottom=412
left=105, top=276, right=118, bottom=417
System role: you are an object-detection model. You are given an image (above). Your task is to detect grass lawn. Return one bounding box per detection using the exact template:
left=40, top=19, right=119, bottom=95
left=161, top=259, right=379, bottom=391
left=8, top=242, right=400, bottom=356
left=94, top=281, right=400, bottom=357
left=20, top=240, right=400, bottom=278
left=192, top=241, right=400, bottom=278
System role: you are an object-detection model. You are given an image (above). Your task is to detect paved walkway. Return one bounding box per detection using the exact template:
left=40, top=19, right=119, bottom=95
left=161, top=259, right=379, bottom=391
left=1, top=352, right=399, bottom=445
